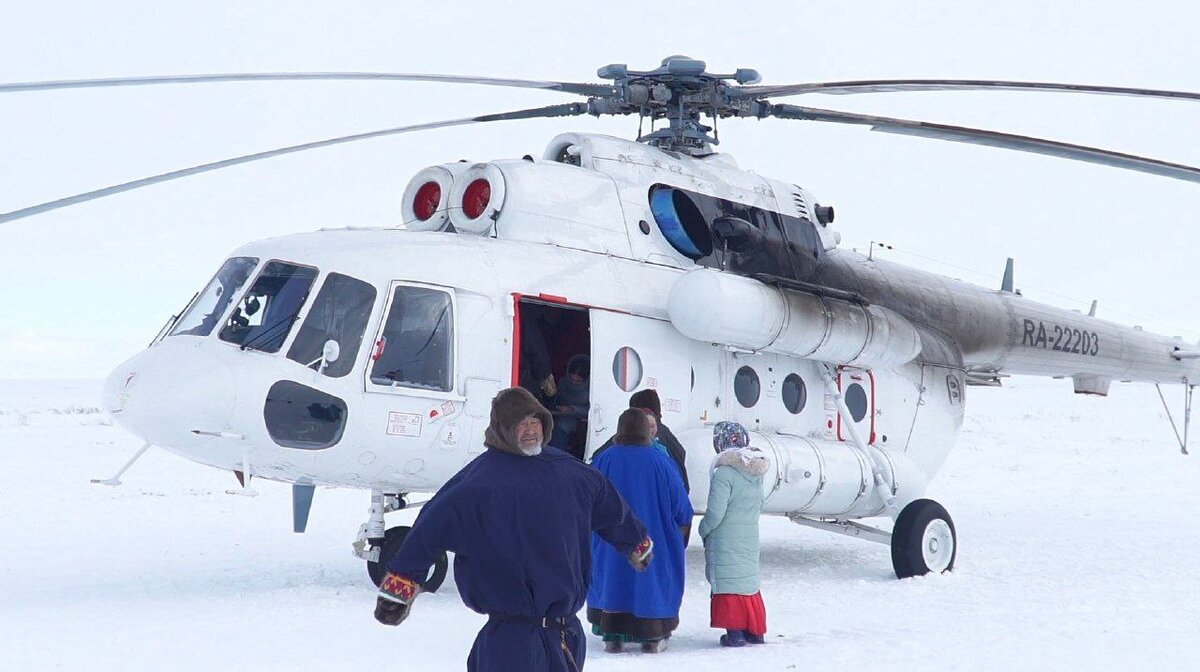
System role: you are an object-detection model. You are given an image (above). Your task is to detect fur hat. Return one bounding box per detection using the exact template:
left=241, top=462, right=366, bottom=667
left=628, top=388, right=662, bottom=419
left=484, top=387, right=553, bottom=455
left=713, top=421, right=749, bottom=453
left=614, top=408, right=653, bottom=446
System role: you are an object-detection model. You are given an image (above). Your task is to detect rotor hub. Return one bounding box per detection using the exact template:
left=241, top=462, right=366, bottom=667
left=592, top=56, right=765, bottom=155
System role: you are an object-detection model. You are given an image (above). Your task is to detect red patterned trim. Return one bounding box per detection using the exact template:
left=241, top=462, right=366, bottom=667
left=379, top=573, right=418, bottom=603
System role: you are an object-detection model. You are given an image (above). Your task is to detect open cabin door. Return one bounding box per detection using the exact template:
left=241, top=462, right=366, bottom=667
left=588, top=310, right=692, bottom=458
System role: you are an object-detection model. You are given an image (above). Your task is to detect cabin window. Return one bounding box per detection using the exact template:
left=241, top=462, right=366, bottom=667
left=263, top=380, right=347, bottom=449
left=782, top=373, right=807, bottom=414
left=218, top=261, right=319, bottom=353
left=286, top=273, right=377, bottom=378
left=845, top=382, right=868, bottom=422
left=370, top=285, right=454, bottom=392
left=171, top=257, right=258, bottom=338
left=734, top=365, right=760, bottom=407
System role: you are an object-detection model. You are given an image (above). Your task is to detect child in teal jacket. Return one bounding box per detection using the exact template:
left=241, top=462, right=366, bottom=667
left=698, top=421, right=769, bottom=647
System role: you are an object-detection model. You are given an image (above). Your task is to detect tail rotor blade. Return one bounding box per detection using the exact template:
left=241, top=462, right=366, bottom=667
left=0, top=102, right=587, bottom=224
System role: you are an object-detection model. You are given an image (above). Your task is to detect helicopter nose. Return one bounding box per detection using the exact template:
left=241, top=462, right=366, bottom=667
left=103, top=343, right=237, bottom=445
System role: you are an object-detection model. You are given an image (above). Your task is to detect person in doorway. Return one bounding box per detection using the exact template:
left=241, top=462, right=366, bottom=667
left=373, top=387, right=653, bottom=672
left=591, top=388, right=689, bottom=492
left=518, top=312, right=557, bottom=405
left=550, top=354, right=590, bottom=458
left=588, top=409, right=692, bottom=654
left=698, top=421, right=770, bottom=647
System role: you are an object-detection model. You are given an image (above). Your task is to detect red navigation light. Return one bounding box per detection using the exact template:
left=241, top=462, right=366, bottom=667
left=462, top=178, right=491, bottom=219
left=413, top=181, right=441, bottom=221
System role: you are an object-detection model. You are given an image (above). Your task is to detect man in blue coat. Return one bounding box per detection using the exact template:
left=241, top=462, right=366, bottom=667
left=373, top=387, right=652, bottom=672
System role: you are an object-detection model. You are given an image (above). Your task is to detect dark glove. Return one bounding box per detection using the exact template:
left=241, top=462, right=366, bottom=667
left=374, top=596, right=411, bottom=626
left=374, top=572, right=419, bottom=626
left=627, top=537, right=654, bottom=572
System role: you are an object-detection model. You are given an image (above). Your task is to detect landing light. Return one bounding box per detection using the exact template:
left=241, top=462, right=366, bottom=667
left=462, top=179, right=491, bottom=219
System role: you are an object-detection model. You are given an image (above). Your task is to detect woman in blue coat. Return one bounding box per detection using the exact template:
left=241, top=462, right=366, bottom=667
left=698, top=421, right=770, bottom=647
left=588, top=408, right=693, bottom=653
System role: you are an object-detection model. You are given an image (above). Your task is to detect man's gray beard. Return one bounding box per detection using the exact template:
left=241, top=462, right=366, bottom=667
left=518, top=443, right=543, bottom=456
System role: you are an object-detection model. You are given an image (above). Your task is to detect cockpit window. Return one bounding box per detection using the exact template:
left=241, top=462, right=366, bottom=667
left=286, top=273, right=377, bottom=378
left=370, top=285, right=454, bottom=392
left=171, top=257, right=259, bottom=338
left=219, top=261, right=319, bottom=353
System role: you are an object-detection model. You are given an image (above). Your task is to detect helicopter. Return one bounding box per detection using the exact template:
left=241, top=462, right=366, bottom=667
left=4, top=55, right=1199, bottom=587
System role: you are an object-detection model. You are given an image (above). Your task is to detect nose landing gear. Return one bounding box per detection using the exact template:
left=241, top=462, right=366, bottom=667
left=352, top=490, right=449, bottom=591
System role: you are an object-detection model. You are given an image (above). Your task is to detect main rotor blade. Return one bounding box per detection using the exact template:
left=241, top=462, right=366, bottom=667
left=769, top=104, right=1200, bottom=185
left=739, top=79, right=1200, bottom=103
left=0, top=72, right=615, bottom=97
left=0, top=103, right=587, bottom=224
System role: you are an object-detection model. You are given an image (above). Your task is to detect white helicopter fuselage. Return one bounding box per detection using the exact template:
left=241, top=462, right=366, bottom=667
left=102, top=132, right=1200, bottom=522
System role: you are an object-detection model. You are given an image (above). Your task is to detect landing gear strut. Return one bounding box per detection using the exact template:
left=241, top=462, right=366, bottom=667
left=789, top=497, right=957, bottom=580
left=352, top=490, right=449, bottom=591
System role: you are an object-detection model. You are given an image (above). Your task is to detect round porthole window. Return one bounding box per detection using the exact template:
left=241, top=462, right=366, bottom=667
left=612, top=347, right=643, bottom=392
left=734, top=366, right=760, bottom=408
left=845, top=382, right=868, bottom=422
left=782, top=373, right=806, bottom=414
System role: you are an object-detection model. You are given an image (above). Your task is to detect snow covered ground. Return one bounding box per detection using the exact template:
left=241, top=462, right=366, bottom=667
left=2, top=377, right=1198, bottom=670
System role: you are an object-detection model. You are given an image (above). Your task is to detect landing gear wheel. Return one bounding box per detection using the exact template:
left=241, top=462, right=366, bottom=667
left=890, top=498, right=956, bottom=579
left=366, top=525, right=450, bottom=591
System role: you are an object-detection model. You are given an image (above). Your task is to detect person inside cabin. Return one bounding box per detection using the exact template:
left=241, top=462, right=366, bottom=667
left=550, top=354, right=590, bottom=458
left=587, top=409, right=692, bottom=654
left=374, top=387, right=653, bottom=672
left=698, top=421, right=770, bottom=647
left=519, top=312, right=557, bottom=404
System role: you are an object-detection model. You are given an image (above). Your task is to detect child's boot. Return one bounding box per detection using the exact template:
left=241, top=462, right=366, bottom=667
left=719, top=630, right=746, bottom=647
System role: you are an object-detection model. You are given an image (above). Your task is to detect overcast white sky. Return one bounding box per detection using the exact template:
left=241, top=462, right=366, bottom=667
left=3, top=1, right=1199, bottom=379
